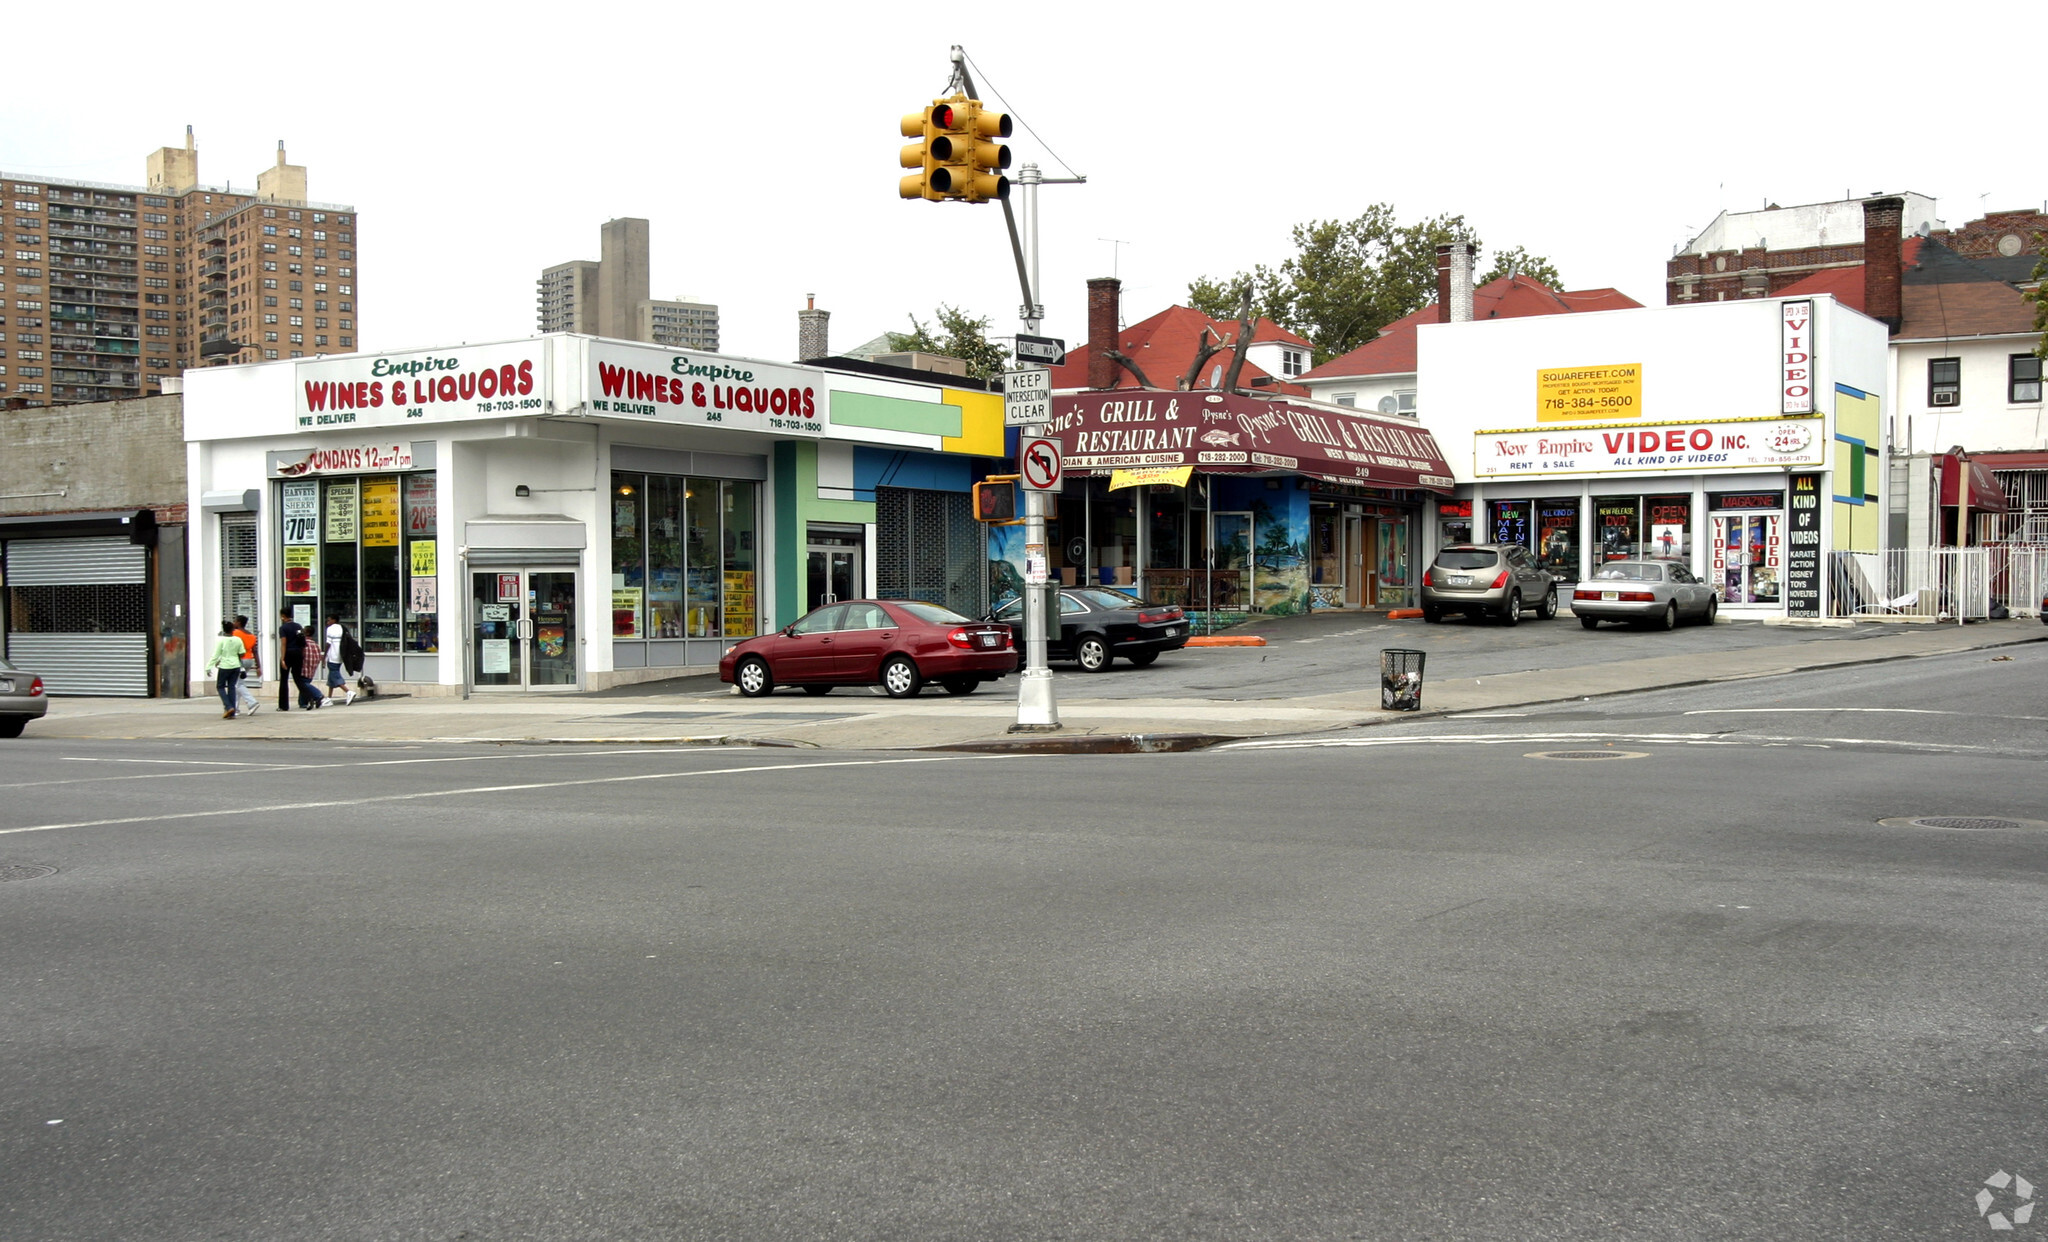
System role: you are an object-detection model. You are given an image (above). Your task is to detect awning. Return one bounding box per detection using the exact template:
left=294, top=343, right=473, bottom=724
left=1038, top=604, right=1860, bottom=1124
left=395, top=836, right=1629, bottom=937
left=1107, top=466, right=1193, bottom=491
left=1938, top=455, right=2009, bottom=511
left=1046, top=390, right=1456, bottom=494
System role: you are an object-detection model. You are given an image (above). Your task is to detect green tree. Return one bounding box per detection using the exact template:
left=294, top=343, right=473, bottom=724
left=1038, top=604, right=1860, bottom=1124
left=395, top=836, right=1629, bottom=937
left=1190, top=209, right=1564, bottom=366
left=886, top=304, right=1011, bottom=380
left=1480, top=245, right=1563, bottom=289
left=2029, top=238, right=2047, bottom=359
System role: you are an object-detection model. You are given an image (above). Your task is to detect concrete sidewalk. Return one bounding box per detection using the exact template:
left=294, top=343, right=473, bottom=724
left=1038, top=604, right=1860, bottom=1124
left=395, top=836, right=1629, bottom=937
left=21, top=619, right=2046, bottom=751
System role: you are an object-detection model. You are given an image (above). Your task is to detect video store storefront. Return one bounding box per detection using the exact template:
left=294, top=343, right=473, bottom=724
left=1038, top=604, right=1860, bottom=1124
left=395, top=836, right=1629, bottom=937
left=184, top=334, right=1004, bottom=694
left=1418, top=296, right=1889, bottom=616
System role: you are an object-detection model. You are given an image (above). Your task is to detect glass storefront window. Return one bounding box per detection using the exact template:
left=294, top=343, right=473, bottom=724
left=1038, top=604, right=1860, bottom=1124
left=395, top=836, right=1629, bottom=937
left=646, top=474, right=687, bottom=638
left=610, top=468, right=758, bottom=641
left=1712, top=511, right=1782, bottom=604
left=611, top=474, right=644, bottom=637
left=684, top=478, right=720, bottom=637
left=359, top=476, right=402, bottom=649
left=1535, top=501, right=1579, bottom=581
left=1595, top=496, right=1641, bottom=562
left=278, top=471, right=434, bottom=654
left=1644, top=494, right=1691, bottom=561
left=1438, top=499, right=1474, bottom=547
left=403, top=475, right=438, bottom=652
left=1311, top=504, right=1342, bottom=586
left=722, top=481, right=758, bottom=638
left=1149, top=487, right=1186, bottom=570
left=1490, top=499, right=1531, bottom=548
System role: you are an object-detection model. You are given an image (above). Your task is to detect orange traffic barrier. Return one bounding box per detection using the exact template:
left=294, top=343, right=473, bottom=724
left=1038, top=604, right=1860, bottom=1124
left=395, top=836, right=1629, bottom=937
left=1386, top=608, right=1424, bottom=619
left=1185, top=634, right=1267, bottom=647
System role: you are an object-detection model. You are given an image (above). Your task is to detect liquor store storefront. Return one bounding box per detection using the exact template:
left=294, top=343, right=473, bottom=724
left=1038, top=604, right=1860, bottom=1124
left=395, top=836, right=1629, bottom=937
left=183, top=334, right=1003, bottom=694
left=1027, top=390, right=1455, bottom=614
left=1418, top=296, right=1890, bottom=617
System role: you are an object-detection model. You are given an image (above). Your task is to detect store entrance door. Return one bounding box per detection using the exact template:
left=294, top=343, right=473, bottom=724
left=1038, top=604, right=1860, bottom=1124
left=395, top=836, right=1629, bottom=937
left=1210, top=511, right=1252, bottom=610
left=1346, top=516, right=1372, bottom=607
left=805, top=527, right=862, bottom=612
left=1711, top=513, right=1783, bottom=605
left=470, top=567, right=579, bottom=691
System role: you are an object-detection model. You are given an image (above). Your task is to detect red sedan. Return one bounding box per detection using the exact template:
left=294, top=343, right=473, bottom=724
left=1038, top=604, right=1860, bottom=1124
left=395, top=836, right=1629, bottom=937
left=719, top=599, right=1017, bottom=698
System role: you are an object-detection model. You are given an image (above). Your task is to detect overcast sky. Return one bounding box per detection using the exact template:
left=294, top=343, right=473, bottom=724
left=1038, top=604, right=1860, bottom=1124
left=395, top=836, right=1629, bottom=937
left=5, top=2, right=2035, bottom=365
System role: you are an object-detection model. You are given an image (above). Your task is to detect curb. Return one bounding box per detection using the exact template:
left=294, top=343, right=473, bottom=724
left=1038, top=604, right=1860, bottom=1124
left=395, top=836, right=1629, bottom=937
left=923, top=732, right=1239, bottom=755
left=1185, top=635, right=1267, bottom=647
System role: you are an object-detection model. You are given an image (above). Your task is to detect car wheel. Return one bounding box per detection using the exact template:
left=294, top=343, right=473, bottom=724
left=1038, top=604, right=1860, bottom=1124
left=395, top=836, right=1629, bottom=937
left=1658, top=602, right=1678, bottom=631
left=1075, top=635, right=1111, bottom=672
left=1500, top=592, right=1521, bottom=627
left=0, top=717, right=25, bottom=738
left=1422, top=605, right=1443, bottom=623
left=1124, top=651, right=1159, bottom=667
left=735, top=657, right=773, bottom=697
left=881, top=655, right=923, bottom=697
left=940, top=676, right=980, bottom=695
left=1538, top=586, right=1558, bottom=620
left=801, top=684, right=833, bottom=696
left=1702, top=596, right=1718, bottom=625
left=1579, top=615, right=1600, bottom=630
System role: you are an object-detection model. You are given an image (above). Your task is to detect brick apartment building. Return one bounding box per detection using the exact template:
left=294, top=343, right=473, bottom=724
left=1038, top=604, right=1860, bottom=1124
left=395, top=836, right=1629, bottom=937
left=1, top=129, right=359, bottom=409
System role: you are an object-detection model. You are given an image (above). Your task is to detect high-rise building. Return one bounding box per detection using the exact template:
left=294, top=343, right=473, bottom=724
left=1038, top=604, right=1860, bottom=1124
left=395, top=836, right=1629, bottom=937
left=1, top=129, right=359, bottom=409
left=535, top=218, right=718, bottom=352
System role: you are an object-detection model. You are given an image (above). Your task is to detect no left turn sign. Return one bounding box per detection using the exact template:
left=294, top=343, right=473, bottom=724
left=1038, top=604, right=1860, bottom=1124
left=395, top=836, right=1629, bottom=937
left=1020, top=437, right=1063, bottom=491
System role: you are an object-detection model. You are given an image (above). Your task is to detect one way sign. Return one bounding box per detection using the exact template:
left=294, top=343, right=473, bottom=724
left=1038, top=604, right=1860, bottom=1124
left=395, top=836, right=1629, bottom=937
left=1020, top=437, right=1063, bottom=491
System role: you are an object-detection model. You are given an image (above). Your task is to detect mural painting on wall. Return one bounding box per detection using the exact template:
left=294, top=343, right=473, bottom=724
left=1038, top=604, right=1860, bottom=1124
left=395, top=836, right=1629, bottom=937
left=1250, top=497, right=1309, bottom=616
left=987, top=525, right=1029, bottom=608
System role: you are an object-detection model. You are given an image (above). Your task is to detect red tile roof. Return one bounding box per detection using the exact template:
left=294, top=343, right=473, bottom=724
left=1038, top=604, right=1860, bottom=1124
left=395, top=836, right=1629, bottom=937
left=1050, top=304, right=1310, bottom=395
left=1295, top=276, right=1643, bottom=382
left=1774, top=238, right=2037, bottom=338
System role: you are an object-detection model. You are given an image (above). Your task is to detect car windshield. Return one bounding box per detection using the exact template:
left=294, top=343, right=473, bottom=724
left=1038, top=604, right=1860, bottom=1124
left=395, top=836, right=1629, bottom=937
left=1072, top=589, right=1140, bottom=610
left=1592, top=562, right=1663, bottom=581
left=894, top=601, right=973, bottom=625
left=1435, top=548, right=1498, bottom=570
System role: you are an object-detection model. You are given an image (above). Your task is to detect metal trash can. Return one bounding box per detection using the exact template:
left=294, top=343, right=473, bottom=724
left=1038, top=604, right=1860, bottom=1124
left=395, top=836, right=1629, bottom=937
left=1380, top=648, right=1426, bottom=711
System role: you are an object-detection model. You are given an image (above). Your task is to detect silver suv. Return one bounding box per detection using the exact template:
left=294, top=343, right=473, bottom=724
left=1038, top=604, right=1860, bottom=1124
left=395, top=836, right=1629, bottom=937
left=1421, top=543, right=1559, bottom=625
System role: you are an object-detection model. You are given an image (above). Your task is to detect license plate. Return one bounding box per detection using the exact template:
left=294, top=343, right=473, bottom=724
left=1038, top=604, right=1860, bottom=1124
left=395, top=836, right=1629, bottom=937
left=978, top=634, right=998, bottom=647
left=1165, top=626, right=1180, bottom=636
left=0, top=679, right=11, bottom=693
left=1601, top=591, right=1618, bottom=601
left=1449, top=575, right=1472, bottom=586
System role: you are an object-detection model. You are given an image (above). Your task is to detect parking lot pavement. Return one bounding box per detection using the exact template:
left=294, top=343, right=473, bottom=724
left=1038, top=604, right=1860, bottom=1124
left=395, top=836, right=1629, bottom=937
left=13, top=616, right=2041, bottom=751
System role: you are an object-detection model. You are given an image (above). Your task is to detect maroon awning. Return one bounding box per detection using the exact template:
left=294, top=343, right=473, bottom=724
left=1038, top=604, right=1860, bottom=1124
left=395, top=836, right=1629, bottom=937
left=1045, top=390, right=1456, bottom=493
left=1939, top=455, right=2008, bottom=511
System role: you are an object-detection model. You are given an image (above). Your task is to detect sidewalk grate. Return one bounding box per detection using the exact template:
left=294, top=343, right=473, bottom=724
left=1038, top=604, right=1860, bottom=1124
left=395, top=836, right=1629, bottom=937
left=0, top=864, right=58, bottom=882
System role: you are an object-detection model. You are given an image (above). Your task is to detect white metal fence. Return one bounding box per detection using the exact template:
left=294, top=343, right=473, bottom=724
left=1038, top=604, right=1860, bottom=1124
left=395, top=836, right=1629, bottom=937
left=1829, top=546, right=2048, bottom=620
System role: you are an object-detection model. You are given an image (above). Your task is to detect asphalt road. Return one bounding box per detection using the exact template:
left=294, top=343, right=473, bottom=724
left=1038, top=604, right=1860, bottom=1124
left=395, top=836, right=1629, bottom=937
left=3, top=649, right=2044, bottom=1239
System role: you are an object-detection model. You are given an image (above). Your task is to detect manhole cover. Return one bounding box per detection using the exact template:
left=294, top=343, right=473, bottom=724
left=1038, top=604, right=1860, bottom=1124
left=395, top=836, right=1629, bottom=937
left=1878, top=816, right=2048, bottom=832
left=0, top=863, right=57, bottom=882
left=1524, top=749, right=1650, bottom=761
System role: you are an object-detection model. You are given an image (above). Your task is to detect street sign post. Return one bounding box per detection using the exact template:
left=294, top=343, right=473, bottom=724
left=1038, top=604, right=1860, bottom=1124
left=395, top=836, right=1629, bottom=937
left=1015, top=334, right=1065, bottom=365
left=1004, top=366, right=1050, bottom=427
left=1019, top=437, right=1062, bottom=491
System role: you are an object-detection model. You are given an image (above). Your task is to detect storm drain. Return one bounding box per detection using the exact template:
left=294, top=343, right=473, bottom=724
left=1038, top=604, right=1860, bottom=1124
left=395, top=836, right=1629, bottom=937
left=1878, top=816, right=2047, bottom=832
left=0, top=864, right=58, bottom=882
left=1524, top=749, right=1650, bottom=762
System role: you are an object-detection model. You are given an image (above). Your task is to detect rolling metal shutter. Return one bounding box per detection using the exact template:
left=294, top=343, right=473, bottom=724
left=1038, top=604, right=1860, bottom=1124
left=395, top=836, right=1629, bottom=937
left=4, top=536, right=153, bottom=696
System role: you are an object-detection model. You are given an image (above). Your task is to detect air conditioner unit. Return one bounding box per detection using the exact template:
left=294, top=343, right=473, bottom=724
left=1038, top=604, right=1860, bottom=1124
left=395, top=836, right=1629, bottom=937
left=1932, top=390, right=1959, bottom=406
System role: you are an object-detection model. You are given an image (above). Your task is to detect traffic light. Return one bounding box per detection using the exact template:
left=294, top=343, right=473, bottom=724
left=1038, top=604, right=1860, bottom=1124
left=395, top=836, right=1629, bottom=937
left=973, top=477, right=1018, bottom=522
left=899, top=95, right=1011, bottom=203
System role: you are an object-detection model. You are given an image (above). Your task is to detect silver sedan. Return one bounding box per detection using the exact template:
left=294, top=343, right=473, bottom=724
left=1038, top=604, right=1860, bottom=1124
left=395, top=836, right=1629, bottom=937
left=1571, top=560, right=1719, bottom=630
left=0, top=655, right=49, bottom=738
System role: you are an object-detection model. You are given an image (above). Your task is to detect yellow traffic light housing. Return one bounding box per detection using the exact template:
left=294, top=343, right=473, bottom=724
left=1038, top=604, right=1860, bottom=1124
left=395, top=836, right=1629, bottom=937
left=898, top=95, right=1010, bottom=203
left=973, top=476, right=1019, bottom=523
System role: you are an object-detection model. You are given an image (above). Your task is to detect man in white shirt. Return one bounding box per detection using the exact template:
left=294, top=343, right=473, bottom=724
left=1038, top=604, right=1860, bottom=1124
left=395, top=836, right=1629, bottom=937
left=323, top=616, right=356, bottom=705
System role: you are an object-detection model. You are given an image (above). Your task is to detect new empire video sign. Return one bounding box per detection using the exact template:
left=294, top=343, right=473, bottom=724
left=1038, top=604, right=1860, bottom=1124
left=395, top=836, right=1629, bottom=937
left=1474, top=416, right=1825, bottom=477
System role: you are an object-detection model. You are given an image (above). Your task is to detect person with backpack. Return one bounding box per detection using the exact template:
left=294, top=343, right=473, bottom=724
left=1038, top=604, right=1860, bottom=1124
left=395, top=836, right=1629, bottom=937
left=277, top=608, right=326, bottom=711
left=322, top=615, right=357, bottom=706
left=338, top=625, right=370, bottom=698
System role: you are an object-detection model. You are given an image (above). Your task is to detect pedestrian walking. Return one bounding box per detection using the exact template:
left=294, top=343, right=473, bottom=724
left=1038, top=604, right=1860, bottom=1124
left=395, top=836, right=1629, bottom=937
left=323, top=615, right=357, bottom=705
left=202, top=620, right=247, bottom=719
left=277, top=608, right=326, bottom=711
left=298, top=631, right=329, bottom=709
left=232, top=614, right=262, bottom=716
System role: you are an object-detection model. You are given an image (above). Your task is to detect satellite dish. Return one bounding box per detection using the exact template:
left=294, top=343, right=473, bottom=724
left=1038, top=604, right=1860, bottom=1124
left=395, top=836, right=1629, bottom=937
left=1377, top=395, right=1399, bottom=414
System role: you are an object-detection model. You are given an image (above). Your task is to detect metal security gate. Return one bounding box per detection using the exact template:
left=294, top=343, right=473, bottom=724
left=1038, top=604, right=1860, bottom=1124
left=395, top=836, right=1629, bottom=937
left=876, top=487, right=984, bottom=617
left=3, top=535, right=152, bottom=695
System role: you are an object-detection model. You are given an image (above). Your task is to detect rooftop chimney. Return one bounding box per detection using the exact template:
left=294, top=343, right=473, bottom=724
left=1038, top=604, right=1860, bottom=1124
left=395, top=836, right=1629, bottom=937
left=1087, top=276, right=1122, bottom=389
left=796, top=293, right=830, bottom=361
left=1862, top=196, right=1903, bottom=333
left=1435, top=238, right=1476, bottom=323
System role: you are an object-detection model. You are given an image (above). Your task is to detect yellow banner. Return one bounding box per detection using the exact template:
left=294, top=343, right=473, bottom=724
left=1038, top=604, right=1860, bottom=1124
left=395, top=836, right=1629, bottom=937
left=1108, top=466, right=1194, bottom=491
left=409, top=539, right=436, bottom=577
left=1537, top=363, right=1642, bottom=422
left=361, top=478, right=401, bottom=547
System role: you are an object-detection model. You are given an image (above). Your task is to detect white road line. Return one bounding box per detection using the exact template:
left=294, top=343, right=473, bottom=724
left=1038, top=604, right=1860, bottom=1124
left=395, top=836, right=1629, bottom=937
left=1218, top=731, right=1997, bottom=755
left=0, top=755, right=983, bottom=837
left=1682, top=707, right=2048, bottom=722
left=0, top=747, right=699, bottom=791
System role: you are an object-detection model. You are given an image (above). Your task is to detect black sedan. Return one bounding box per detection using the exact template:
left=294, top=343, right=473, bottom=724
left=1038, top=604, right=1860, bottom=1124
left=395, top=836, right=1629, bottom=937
left=989, top=587, right=1189, bottom=672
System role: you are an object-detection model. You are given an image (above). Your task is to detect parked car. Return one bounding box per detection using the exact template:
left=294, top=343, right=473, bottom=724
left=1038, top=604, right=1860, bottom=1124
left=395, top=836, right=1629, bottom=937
left=719, top=599, right=1017, bottom=698
left=988, top=587, right=1189, bottom=672
left=1572, top=559, right=1719, bottom=630
left=0, top=656, right=49, bottom=738
left=1421, top=544, right=1558, bottom=625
